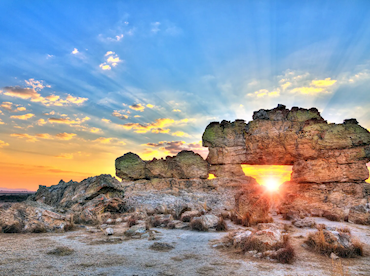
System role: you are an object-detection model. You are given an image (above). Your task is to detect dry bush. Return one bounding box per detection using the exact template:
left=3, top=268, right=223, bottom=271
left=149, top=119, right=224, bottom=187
left=241, top=213, right=253, bottom=227
left=151, top=216, right=162, bottom=227
left=304, top=229, right=364, bottom=258
left=181, top=213, right=193, bottom=222
left=2, top=222, right=22, bottom=233
left=323, top=211, right=341, bottom=222
left=275, top=244, right=295, bottom=264
left=47, top=246, right=74, bottom=256
left=190, top=218, right=208, bottom=232
left=230, top=212, right=242, bottom=225
left=215, top=217, right=228, bottom=232
left=167, top=222, right=176, bottom=229
left=31, top=224, right=47, bottom=233
left=127, top=215, right=137, bottom=227
left=149, top=242, right=175, bottom=252
left=338, top=227, right=351, bottom=234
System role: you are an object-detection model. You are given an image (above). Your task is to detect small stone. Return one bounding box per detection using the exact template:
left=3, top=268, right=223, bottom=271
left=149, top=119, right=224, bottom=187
left=330, top=252, right=339, bottom=260
left=105, top=228, right=114, bottom=235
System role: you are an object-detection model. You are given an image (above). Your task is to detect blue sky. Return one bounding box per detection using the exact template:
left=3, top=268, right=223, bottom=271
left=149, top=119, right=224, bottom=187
left=0, top=0, right=370, bottom=189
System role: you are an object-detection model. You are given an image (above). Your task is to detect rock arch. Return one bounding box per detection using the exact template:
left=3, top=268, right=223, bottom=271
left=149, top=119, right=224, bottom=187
left=202, top=104, right=370, bottom=184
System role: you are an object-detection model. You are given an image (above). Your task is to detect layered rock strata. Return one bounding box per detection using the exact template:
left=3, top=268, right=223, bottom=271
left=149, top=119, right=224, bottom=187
left=202, top=104, right=370, bottom=183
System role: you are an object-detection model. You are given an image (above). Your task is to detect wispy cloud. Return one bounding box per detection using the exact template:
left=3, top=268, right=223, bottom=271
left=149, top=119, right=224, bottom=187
left=10, top=113, right=35, bottom=120
left=151, top=22, right=161, bottom=33
left=11, top=132, right=77, bottom=142
left=0, top=140, right=9, bottom=148
left=2, top=79, right=88, bottom=106
left=48, top=116, right=90, bottom=125
left=129, top=103, right=145, bottom=112
left=1, top=102, right=26, bottom=112
left=71, top=48, right=79, bottom=54
left=112, top=110, right=129, bottom=119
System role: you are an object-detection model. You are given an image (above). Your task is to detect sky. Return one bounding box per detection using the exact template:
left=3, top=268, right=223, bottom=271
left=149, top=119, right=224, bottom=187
left=1, top=1, right=370, bottom=191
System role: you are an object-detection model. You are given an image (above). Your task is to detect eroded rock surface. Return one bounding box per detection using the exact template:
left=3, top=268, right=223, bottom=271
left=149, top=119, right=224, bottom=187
left=202, top=104, right=370, bottom=184
left=116, top=150, right=209, bottom=180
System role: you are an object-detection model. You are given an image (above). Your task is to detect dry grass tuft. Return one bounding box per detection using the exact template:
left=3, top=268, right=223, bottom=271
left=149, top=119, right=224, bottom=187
left=190, top=218, right=208, bottom=232
left=167, top=222, right=176, bottom=229
left=151, top=216, right=162, bottom=227
left=149, top=242, right=175, bottom=252
left=127, top=215, right=137, bottom=227
left=47, top=246, right=74, bottom=256
left=275, top=244, right=296, bottom=264
left=215, top=217, right=228, bottom=232
left=304, top=229, right=364, bottom=258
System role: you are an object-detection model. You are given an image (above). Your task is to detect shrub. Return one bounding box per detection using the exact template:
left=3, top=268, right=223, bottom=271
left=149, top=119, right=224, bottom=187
left=275, top=244, right=295, bottom=264
left=127, top=216, right=137, bottom=227
left=215, top=217, right=228, bottom=231
left=151, top=216, right=162, bottom=227
left=323, top=211, right=340, bottom=222
left=240, top=236, right=267, bottom=252
left=167, top=222, right=176, bottom=229
left=304, top=229, right=364, bottom=258
left=230, top=212, right=242, bottom=225
left=47, top=246, right=74, bottom=256
left=2, top=222, right=22, bottom=233
left=190, top=218, right=208, bottom=232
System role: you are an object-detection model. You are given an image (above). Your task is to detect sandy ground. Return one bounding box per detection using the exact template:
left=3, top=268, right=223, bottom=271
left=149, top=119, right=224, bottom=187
left=0, top=216, right=370, bottom=276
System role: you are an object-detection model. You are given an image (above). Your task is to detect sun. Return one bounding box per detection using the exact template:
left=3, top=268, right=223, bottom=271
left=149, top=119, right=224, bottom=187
left=264, top=178, right=280, bottom=192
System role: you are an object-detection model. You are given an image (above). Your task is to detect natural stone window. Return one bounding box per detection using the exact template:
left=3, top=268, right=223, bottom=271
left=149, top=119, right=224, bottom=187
left=241, top=165, right=292, bottom=189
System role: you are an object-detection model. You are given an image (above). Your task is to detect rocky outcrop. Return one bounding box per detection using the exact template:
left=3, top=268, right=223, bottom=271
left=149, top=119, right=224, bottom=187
left=116, top=150, right=209, bottom=180
left=30, top=174, right=124, bottom=208
left=0, top=202, right=72, bottom=233
left=203, top=104, right=370, bottom=184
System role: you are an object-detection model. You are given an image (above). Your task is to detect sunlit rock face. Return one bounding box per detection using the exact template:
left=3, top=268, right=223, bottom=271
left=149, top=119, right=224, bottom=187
left=116, top=150, right=209, bottom=180
left=202, top=104, right=370, bottom=184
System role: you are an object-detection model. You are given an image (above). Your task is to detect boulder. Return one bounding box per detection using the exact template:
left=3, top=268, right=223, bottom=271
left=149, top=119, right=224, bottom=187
left=115, top=152, right=146, bottom=180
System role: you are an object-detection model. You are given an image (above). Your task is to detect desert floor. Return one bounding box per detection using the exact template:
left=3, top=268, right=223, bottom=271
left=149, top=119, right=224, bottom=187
left=0, top=216, right=369, bottom=276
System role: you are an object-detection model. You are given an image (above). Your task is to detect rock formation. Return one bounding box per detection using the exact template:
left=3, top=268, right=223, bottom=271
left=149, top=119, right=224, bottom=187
left=115, top=150, right=209, bottom=180
left=202, top=104, right=370, bottom=223
left=6, top=103, right=368, bottom=234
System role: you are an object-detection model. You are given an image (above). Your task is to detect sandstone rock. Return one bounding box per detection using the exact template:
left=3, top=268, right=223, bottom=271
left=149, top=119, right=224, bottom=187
left=202, top=104, right=370, bottom=186
left=116, top=150, right=209, bottom=181
left=115, top=152, right=146, bottom=180
left=30, top=174, right=124, bottom=209
left=293, top=218, right=316, bottom=228
left=198, top=214, right=219, bottom=228
left=181, top=210, right=201, bottom=222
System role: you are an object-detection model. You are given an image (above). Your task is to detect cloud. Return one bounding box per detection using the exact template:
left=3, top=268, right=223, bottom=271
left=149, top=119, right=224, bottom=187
left=172, top=109, right=181, bottom=112
left=101, top=118, right=111, bottom=123
left=134, top=115, right=141, bottom=118
left=100, top=51, right=122, bottom=70
left=11, top=132, right=77, bottom=142
left=120, top=118, right=174, bottom=133
left=112, top=110, right=129, bottom=119
left=54, top=133, right=77, bottom=140
left=99, top=64, right=111, bottom=70
left=10, top=113, right=35, bottom=120
left=142, top=140, right=207, bottom=158
left=0, top=140, right=9, bottom=148
left=25, top=79, right=51, bottom=90
left=129, top=103, right=145, bottom=112
left=37, top=119, right=47, bottom=126
left=120, top=117, right=192, bottom=134
left=290, top=87, right=327, bottom=94
left=72, top=48, right=79, bottom=54
left=0, top=102, right=26, bottom=112
left=247, top=88, right=280, bottom=98
left=2, top=80, right=88, bottom=106
left=172, top=131, right=190, bottom=137
left=92, top=137, right=126, bottom=145
left=54, top=153, right=74, bottom=159
left=90, top=127, right=102, bottom=133
left=311, top=78, right=337, bottom=87
left=10, top=133, right=38, bottom=142
left=281, top=82, right=291, bottom=90
left=0, top=119, right=4, bottom=125
left=48, top=116, right=90, bottom=125
left=151, top=22, right=161, bottom=33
